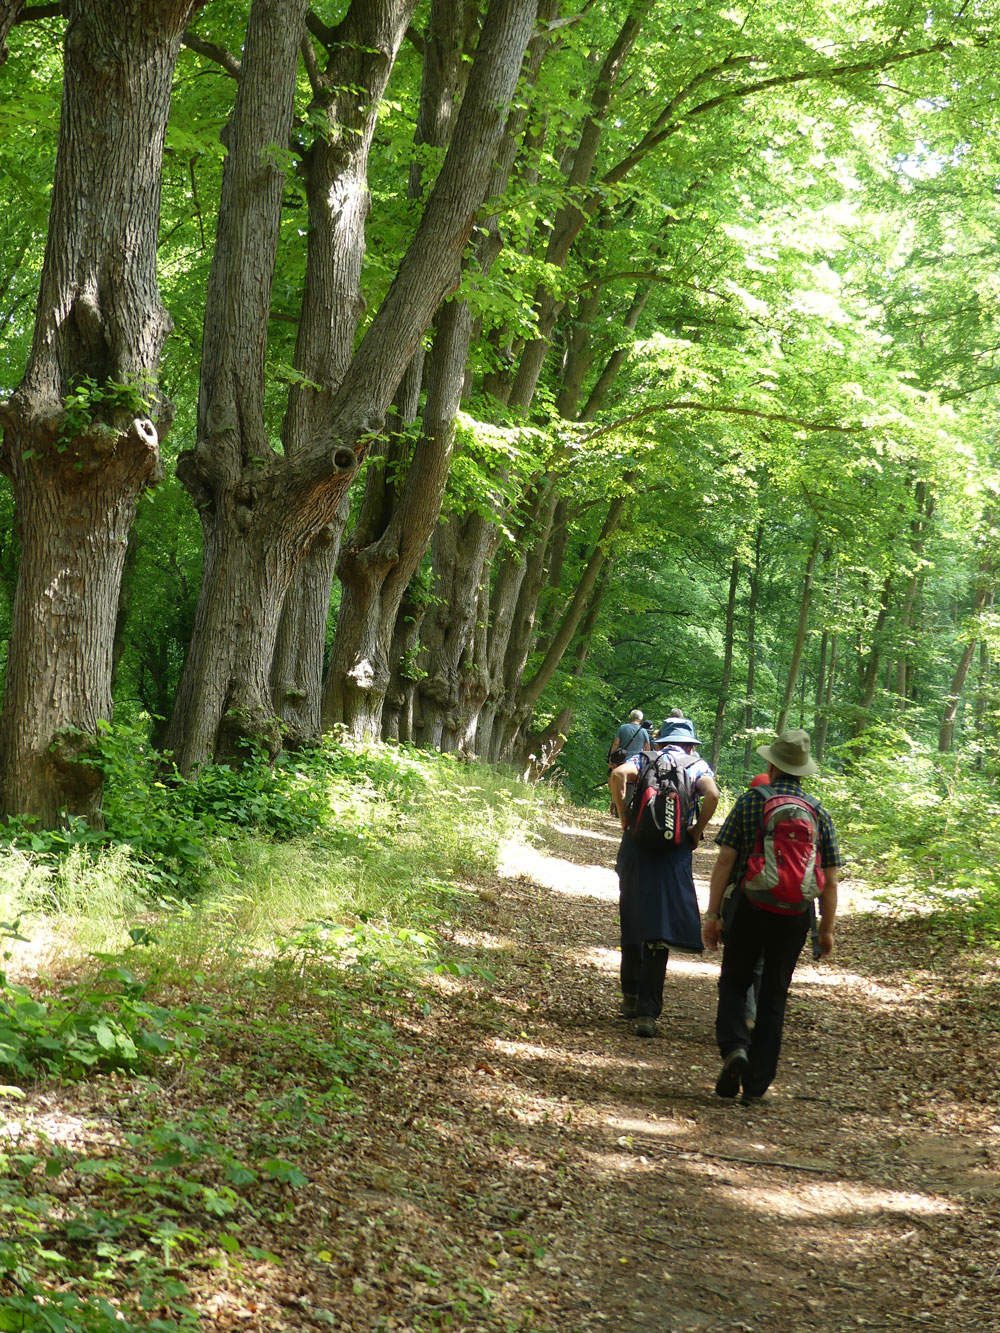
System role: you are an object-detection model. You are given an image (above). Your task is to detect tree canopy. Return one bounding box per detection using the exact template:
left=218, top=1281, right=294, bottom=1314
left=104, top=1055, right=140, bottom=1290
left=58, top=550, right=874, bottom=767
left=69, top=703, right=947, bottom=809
left=2, top=0, right=1000, bottom=823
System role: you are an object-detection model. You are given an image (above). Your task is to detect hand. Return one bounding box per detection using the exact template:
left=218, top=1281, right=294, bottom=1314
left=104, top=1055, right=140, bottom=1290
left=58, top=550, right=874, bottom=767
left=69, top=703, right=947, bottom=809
left=818, top=928, right=834, bottom=958
left=688, top=825, right=703, bottom=848
left=702, top=917, right=722, bottom=951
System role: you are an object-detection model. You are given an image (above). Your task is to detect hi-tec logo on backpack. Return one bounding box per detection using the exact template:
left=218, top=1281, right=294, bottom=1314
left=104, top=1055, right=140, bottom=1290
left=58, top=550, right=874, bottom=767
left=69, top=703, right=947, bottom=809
left=627, top=752, right=698, bottom=852
left=742, top=785, right=825, bottom=913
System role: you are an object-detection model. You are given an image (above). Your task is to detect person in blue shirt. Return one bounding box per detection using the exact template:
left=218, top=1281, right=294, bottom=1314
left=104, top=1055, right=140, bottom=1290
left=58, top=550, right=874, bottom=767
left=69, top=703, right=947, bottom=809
left=607, top=709, right=652, bottom=768
left=610, top=718, right=719, bottom=1036
left=702, top=729, right=842, bottom=1106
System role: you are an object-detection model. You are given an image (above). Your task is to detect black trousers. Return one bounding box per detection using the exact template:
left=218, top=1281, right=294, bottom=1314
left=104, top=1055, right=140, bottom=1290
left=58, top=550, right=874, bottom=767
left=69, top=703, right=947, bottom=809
left=620, top=940, right=669, bottom=1018
left=715, top=895, right=811, bottom=1096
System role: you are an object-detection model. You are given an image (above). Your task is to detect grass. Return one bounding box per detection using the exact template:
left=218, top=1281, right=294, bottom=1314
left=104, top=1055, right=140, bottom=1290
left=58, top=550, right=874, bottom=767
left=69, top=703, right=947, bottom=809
left=0, top=738, right=555, bottom=1331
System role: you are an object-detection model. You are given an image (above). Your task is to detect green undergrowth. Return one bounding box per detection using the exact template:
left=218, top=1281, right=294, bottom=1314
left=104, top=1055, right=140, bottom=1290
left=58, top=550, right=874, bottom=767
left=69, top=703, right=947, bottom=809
left=0, top=736, right=550, bottom=1331
left=814, top=728, right=1000, bottom=945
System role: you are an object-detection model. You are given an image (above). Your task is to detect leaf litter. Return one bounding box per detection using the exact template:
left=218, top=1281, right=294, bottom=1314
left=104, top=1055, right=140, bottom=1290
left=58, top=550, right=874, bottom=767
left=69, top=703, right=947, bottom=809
left=3, top=806, right=999, bottom=1332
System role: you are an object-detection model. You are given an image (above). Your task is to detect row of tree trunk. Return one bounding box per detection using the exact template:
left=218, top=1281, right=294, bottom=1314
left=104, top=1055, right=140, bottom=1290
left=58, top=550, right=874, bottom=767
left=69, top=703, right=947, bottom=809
left=1, top=0, right=994, bottom=826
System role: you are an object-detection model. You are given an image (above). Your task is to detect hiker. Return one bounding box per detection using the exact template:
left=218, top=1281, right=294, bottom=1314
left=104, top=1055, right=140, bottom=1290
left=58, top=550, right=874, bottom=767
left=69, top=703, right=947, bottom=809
left=720, top=772, right=770, bottom=1026
left=606, top=709, right=653, bottom=815
left=610, top=717, right=720, bottom=1036
left=702, top=729, right=842, bottom=1106
left=607, top=709, right=652, bottom=770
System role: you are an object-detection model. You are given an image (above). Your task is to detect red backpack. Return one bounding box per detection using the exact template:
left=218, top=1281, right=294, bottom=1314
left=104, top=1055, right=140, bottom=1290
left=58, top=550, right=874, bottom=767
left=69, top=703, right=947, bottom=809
left=741, top=784, right=825, bottom=913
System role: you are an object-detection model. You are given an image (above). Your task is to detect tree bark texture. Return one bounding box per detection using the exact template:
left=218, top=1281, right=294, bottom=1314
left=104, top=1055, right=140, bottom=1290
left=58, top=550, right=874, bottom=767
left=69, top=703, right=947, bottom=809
left=403, top=1, right=562, bottom=749
left=167, top=0, right=537, bottom=771
left=0, top=0, right=194, bottom=822
left=514, top=563, right=609, bottom=775
left=0, top=0, right=27, bottom=64
left=893, top=481, right=935, bottom=704
left=506, top=2, right=650, bottom=414
left=814, top=629, right=837, bottom=763
left=320, top=0, right=480, bottom=736
left=271, top=0, right=423, bottom=742
left=414, top=512, right=498, bottom=750
left=165, top=0, right=313, bottom=769
left=418, top=4, right=648, bottom=756
left=323, top=297, right=474, bottom=735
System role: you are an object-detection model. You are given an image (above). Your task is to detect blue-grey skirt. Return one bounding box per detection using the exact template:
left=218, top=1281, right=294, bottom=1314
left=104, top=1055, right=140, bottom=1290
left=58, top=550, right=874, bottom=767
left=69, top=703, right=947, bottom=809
left=616, top=832, right=703, bottom=953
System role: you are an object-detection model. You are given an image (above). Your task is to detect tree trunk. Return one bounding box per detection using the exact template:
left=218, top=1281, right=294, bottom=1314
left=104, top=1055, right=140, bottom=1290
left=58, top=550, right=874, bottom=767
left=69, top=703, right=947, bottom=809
left=270, top=0, right=426, bottom=745
left=0, top=0, right=194, bottom=823
left=741, top=523, right=762, bottom=775
left=413, top=511, right=498, bottom=750
left=277, top=0, right=479, bottom=742
left=506, top=3, right=651, bottom=412
left=497, top=494, right=628, bottom=760
left=852, top=574, right=892, bottom=738
left=514, top=565, right=610, bottom=775
left=775, top=531, right=820, bottom=734
left=321, top=0, right=499, bottom=737
left=815, top=630, right=837, bottom=762
left=939, top=569, right=992, bottom=752
left=814, top=628, right=829, bottom=738
left=165, top=0, right=538, bottom=772
left=426, top=3, right=649, bottom=759
left=270, top=522, right=342, bottom=748
left=164, top=0, right=314, bottom=768
left=579, top=283, right=651, bottom=421
left=894, top=481, right=935, bottom=705
left=323, top=302, right=475, bottom=735
left=0, top=0, right=27, bottom=64
left=710, top=556, right=740, bottom=772
left=972, top=625, right=992, bottom=766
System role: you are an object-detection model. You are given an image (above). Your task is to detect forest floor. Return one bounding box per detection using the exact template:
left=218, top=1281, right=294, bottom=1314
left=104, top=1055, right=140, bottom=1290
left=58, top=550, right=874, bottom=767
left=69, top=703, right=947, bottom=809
left=8, top=805, right=1000, bottom=1332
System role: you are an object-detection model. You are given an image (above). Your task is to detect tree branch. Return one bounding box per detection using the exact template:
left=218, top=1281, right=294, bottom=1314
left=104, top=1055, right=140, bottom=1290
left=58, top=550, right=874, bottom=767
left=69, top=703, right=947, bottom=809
left=578, top=399, right=866, bottom=443
left=181, top=30, right=242, bottom=78
left=606, top=38, right=959, bottom=186
left=14, top=3, right=60, bottom=22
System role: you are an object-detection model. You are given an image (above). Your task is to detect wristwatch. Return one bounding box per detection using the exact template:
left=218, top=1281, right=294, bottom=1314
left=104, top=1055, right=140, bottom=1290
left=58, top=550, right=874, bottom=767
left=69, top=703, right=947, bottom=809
left=703, top=912, right=720, bottom=921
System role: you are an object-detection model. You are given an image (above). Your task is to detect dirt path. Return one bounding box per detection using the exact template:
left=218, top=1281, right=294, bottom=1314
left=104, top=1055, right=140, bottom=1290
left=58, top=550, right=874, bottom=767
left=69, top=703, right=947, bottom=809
left=8, top=807, right=1000, bottom=1332
left=326, top=804, right=999, bottom=1333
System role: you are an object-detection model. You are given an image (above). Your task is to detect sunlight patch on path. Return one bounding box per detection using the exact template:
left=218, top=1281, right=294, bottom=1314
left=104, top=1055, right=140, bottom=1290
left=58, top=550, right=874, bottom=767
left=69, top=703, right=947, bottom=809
left=498, top=838, right=618, bottom=901
left=795, top=967, right=921, bottom=1008
left=451, top=927, right=516, bottom=952
left=719, top=1180, right=955, bottom=1220
left=604, top=1113, right=698, bottom=1143
left=547, top=820, right=620, bottom=846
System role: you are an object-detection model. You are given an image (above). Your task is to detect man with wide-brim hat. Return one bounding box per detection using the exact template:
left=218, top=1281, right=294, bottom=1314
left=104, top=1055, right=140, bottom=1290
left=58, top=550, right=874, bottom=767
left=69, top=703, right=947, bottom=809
left=701, top=728, right=843, bottom=1106
left=755, top=729, right=820, bottom=777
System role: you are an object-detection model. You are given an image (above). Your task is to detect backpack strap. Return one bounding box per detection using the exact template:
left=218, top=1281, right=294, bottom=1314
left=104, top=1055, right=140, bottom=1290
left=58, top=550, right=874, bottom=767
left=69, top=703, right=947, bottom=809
left=608, top=722, right=644, bottom=762
left=657, top=748, right=699, bottom=769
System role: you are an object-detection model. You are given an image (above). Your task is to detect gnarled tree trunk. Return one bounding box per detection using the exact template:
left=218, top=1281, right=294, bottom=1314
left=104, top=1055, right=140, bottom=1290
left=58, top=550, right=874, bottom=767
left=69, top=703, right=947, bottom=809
left=165, top=0, right=538, bottom=772
left=0, top=0, right=195, bottom=823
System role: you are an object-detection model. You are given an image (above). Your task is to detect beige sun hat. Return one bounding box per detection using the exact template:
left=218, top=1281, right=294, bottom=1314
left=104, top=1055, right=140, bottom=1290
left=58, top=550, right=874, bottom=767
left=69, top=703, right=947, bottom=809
left=756, top=728, right=819, bottom=777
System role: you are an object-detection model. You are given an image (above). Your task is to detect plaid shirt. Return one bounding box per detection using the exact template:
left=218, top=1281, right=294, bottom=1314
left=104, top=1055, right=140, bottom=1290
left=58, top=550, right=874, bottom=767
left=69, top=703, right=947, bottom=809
left=715, top=776, right=844, bottom=869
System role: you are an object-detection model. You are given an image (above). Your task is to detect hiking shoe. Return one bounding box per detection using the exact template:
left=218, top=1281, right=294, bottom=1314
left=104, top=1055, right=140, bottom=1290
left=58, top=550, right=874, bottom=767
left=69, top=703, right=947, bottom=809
left=619, top=993, right=638, bottom=1020
left=740, top=1089, right=773, bottom=1108
left=714, top=1047, right=748, bottom=1098
left=634, top=1016, right=656, bottom=1038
